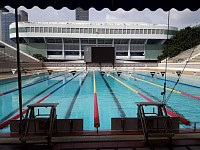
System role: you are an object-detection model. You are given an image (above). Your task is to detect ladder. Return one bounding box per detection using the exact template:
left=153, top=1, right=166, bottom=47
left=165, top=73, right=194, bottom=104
left=20, top=103, right=58, bottom=145
left=135, top=102, right=174, bottom=144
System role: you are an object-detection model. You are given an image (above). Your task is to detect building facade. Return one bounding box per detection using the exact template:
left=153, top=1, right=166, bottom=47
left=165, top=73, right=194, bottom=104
left=0, top=8, right=28, bottom=47
left=9, top=21, right=178, bottom=61
left=75, top=8, right=89, bottom=21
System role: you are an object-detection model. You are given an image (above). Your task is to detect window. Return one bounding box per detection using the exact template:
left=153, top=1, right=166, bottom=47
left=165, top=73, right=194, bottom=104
left=110, top=29, right=114, bottom=34
left=93, top=28, right=97, bottom=34
left=80, top=28, right=84, bottom=33
left=156, top=29, right=160, bottom=34
left=53, top=27, right=58, bottom=33
left=40, top=27, right=43, bottom=33
left=26, top=27, right=31, bottom=32
left=152, top=29, right=155, bottom=34
left=127, top=29, right=131, bottom=34
left=62, top=28, right=67, bottom=33
left=144, top=29, right=147, bottom=34
left=65, top=51, right=79, bottom=55
left=160, top=29, right=164, bottom=34
left=131, top=29, right=135, bottom=34
left=35, top=27, right=39, bottom=33
left=31, top=27, right=34, bottom=32
left=123, top=29, right=126, bottom=34
left=47, top=51, right=62, bottom=55
left=106, top=29, right=109, bottom=34
left=114, top=29, right=118, bottom=34
left=119, top=29, right=122, bottom=34
left=130, top=52, right=144, bottom=56
left=84, top=28, right=88, bottom=33
left=67, top=28, right=70, bottom=33
left=71, top=28, right=76, bottom=33
left=81, top=51, right=84, bottom=56
left=44, top=27, right=48, bottom=33
left=58, top=28, right=61, bottom=33
left=97, top=28, right=102, bottom=34
left=102, top=28, right=105, bottom=34
left=89, top=28, right=92, bottom=33
left=140, top=29, right=143, bottom=34
left=116, top=52, right=128, bottom=56
left=135, top=29, right=139, bottom=34
left=148, top=29, right=151, bottom=34
left=49, top=27, right=53, bottom=33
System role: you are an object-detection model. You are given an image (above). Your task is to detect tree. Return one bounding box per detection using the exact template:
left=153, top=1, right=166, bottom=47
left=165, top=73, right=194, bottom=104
left=33, top=54, right=47, bottom=62
left=158, top=26, right=200, bottom=61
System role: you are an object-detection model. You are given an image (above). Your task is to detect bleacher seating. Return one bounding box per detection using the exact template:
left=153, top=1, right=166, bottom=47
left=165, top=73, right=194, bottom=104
left=0, top=40, right=39, bottom=63
left=167, top=44, right=200, bottom=63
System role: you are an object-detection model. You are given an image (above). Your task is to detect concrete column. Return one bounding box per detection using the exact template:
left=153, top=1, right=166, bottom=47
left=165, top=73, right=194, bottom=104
left=128, top=39, right=131, bottom=58
left=62, top=38, right=65, bottom=59
left=79, top=38, right=81, bottom=59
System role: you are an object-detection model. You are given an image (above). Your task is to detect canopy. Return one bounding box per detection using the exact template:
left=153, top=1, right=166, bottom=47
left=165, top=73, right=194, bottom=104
left=0, top=0, right=199, bottom=11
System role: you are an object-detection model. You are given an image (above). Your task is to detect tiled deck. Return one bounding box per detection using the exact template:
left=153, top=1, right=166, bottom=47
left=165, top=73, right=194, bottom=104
left=1, top=132, right=200, bottom=150
left=0, top=138, right=200, bottom=150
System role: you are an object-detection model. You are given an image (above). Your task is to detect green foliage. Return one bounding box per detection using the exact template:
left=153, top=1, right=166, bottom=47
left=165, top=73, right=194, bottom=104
left=158, top=26, right=200, bottom=61
left=33, top=54, right=47, bottom=62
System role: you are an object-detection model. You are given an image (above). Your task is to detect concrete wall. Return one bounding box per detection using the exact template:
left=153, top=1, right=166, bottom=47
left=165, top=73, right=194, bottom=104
left=158, top=63, right=200, bottom=70
left=0, top=62, right=42, bottom=73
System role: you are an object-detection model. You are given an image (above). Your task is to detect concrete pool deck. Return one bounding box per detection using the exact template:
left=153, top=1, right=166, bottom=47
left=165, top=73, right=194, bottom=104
left=0, top=66, right=200, bottom=80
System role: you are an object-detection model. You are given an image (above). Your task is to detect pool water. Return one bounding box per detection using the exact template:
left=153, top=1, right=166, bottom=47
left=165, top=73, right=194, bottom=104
left=0, top=70, right=200, bottom=132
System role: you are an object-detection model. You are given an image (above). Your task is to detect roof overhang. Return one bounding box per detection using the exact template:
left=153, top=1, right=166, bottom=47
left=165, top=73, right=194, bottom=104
left=0, top=0, right=199, bottom=11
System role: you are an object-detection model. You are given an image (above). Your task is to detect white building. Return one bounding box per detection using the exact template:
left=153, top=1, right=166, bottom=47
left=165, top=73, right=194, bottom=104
left=9, top=21, right=178, bottom=61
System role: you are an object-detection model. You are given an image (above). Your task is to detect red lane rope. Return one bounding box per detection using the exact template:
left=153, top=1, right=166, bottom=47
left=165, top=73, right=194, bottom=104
left=0, top=93, right=52, bottom=129
left=93, top=71, right=100, bottom=128
left=0, top=109, right=27, bottom=129
left=94, top=93, right=100, bottom=128
left=0, top=72, right=82, bottom=129
left=181, top=92, right=200, bottom=101
left=165, top=109, right=190, bottom=125
left=138, top=92, right=190, bottom=125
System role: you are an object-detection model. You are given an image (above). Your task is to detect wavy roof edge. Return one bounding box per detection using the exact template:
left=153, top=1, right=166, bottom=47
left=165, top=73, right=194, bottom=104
left=0, top=0, right=200, bottom=11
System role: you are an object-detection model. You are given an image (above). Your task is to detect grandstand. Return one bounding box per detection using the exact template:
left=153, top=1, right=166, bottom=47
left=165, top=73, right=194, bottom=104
left=0, top=40, right=39, bottom=63
left=167, top=44, right=200, bottom=63
left=0, top=40, right=42, bottom=73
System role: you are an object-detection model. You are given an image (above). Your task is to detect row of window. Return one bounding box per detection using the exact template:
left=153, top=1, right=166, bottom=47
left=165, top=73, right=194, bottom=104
left=47, top=44, right=144, bottom=51
left=47, top=51, right=144, bottom=56
left=10, top=27, right=177, bottom=35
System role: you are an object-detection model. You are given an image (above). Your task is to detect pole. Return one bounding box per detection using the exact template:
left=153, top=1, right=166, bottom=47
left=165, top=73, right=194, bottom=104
left=15, top=7, right=23, bottom=135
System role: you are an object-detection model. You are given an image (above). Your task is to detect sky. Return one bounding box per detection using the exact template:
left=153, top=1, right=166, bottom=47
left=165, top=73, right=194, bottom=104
left=7, top=6, right=200, bottom=30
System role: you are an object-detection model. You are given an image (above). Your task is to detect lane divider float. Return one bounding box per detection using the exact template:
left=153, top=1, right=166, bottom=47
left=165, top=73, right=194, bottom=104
left=0, top=71, right=82, bottom=129
left=109, top=74, right=190, bottom=125
left=93, top=71, right=100, bottom=130
left=124, top=74, right=200, bottom=101
left=0, top=72, right=68, bottom=96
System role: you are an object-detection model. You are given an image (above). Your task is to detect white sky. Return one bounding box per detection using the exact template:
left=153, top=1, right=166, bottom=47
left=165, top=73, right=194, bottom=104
left=7, top=6, right=200, bottom=30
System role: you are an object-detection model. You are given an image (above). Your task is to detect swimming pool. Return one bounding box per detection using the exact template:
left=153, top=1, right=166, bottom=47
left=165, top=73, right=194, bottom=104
left=0, top=69, right=200, bottom=132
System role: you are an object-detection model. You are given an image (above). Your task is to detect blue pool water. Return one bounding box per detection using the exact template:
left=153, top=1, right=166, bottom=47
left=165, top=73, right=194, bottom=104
left=0, top=70, right=200, bottom=132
